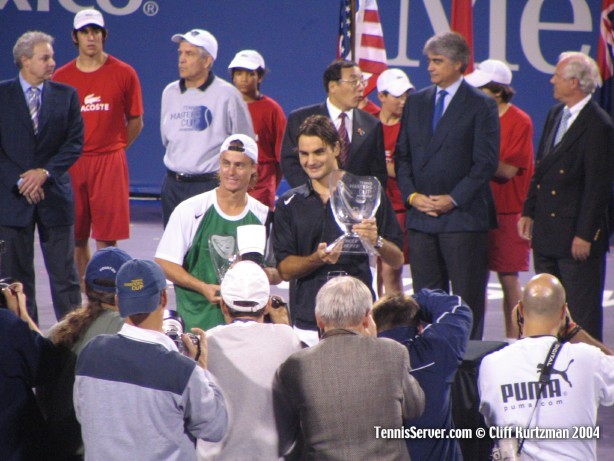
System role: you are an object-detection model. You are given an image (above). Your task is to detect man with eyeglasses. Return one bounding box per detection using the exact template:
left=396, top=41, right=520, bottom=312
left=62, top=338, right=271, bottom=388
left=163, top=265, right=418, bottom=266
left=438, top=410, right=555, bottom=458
left=281, top=59, right=386, bottom=188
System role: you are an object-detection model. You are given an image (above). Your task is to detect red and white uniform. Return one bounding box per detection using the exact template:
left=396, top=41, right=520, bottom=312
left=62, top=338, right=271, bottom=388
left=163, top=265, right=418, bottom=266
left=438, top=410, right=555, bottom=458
left=382, top=121, right=407, bottom=260
left=246, top=95, right=286, bottom=209
left=488, top=105, right=534, bottom=272
left=54, top=55, right=143, bottom=241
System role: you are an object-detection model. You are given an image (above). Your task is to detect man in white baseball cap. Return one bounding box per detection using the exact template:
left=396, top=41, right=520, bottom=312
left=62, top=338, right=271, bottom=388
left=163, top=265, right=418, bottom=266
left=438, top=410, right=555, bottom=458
left=465, top=59, right=513, bottom=87
left=156, top=134, right=270, bottom=332
left=375, top=68, right=415, bottom=297
left=54, top=8, right=144, bottom=291
left=197, top=260, right=302, bottom=460
left=160, top=28, right=254, bottom=226
left=228, top=49, right=287, bottom=209
left=465, top=59, right=535, bottom=340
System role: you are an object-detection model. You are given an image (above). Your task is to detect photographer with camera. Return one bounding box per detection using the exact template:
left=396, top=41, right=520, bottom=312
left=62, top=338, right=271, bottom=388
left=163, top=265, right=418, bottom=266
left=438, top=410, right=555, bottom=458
left=74, top=259, right=227, bottom=460
left=478, top=274, right=614, bottom=461
left=372, top=289, right=472, bottom=461
left=34, top=247, right=131, bottom=461
left=197, top=260, right=302, bottom=460
left=1, top=279, right=65, bottom=460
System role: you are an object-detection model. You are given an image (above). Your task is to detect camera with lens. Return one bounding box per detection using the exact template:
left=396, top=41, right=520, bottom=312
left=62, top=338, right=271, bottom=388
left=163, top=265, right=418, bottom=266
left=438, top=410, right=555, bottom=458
left=0, top=277, right=17, bottom=309
left=162, top=309, right=200, bottom=357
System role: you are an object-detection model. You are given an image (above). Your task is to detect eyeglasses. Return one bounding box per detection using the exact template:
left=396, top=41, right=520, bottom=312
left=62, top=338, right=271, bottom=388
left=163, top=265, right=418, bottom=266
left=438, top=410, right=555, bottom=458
left=338, top=77, right=368, bottom=88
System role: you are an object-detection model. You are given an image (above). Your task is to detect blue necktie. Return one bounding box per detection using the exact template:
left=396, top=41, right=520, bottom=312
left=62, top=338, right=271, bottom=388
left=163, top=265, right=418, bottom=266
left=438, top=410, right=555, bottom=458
left=432, top=89, right=448, bottom=132
left=553, top=108, right=571, bottom=146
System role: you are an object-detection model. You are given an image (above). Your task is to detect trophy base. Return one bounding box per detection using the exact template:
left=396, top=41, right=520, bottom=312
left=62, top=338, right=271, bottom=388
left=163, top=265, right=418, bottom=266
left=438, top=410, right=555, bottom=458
left=325, top=234, right=378, bottom=255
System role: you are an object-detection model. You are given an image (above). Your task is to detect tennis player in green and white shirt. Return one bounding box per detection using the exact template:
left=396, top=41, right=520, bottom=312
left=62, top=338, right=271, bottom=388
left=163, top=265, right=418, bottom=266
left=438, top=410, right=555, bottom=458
left=156, top=134, right=268, bottom=330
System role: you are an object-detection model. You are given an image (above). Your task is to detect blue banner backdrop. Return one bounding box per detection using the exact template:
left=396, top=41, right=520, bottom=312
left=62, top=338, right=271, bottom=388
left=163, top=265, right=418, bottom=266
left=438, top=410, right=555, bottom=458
left=0, top=0, right=604, bottom=195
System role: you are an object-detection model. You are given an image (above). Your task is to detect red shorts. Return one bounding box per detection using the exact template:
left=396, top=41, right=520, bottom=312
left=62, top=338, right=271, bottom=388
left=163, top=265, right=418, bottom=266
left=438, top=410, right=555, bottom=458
left=396, top=210, right=409, bottom=264
left=70, top=149, right=130, bottom=241
left=488, top=213, right=530, bottom=272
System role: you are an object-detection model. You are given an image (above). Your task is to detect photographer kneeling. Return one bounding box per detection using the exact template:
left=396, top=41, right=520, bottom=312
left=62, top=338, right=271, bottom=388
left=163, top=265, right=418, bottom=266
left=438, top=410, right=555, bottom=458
left=74, top=259, right=228, bottom=461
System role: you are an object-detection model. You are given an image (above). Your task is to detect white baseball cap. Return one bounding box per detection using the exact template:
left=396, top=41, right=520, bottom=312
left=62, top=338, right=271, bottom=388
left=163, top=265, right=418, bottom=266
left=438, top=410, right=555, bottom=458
left=74, top=9, right=105, bottom=30
left=465, top=59, right=513, bottom=87
left=171, top=29, right=218, bottom=60
left=377, top=69, right=413, bottom=97
left=228, top=50, right=265, bottom=71
left=221, top=261, right=270, bottom=312
left=220, top=134, right=258, bottom=163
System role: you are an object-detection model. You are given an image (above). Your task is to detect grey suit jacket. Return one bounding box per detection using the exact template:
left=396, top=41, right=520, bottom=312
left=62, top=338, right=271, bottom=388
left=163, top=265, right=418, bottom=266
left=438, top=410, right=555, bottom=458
left=280, top=102, right=387, bottom=188
left=276, top=330, right=424, bottom=461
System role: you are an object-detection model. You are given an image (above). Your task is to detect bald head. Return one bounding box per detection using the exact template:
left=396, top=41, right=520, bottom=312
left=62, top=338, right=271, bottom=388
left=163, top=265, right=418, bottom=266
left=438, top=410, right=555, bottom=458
left=521, top=274, right=566, bottom=319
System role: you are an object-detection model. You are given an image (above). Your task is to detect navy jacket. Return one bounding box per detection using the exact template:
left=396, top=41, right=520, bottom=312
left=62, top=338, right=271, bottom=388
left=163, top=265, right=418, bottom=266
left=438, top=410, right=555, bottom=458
left=395, top=81, right=499, bottom=233
left=280, top=102, right=387, bottom=188
left=523, top=100, right=614, bottom=259
left=379, top=289, right=472, bottom=461
left=0, top=77, right=83, bottom=227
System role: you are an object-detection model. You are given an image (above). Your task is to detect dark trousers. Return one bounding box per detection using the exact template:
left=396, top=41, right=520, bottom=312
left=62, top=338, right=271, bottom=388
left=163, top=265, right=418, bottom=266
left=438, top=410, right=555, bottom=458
left=0, top=221, right=80, bottom=322
left=408, top=230, right=489, bottom=340
left=161, top=174, right=219, bottom=227
left=533, top=251, right=605, bottom=341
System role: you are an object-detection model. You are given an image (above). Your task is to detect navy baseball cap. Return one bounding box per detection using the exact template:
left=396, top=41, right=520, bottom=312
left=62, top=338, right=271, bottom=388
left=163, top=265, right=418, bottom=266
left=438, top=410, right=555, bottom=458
left=85, top=247, right=132, bottom=293
left=116, top=259, right=167, bottom=317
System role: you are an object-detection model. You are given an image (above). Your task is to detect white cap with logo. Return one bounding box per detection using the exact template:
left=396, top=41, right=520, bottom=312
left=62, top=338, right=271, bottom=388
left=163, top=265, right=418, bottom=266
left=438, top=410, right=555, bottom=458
left=221, top=261, right=270, bottom=312
left=465, top=59, right=513, bottom=88
left=228, top=50, right=266, bottom=71
left=74, top=9, right=105, bottom=30
left=171, top=29, right=218, bottom=60
left=377, top=69, right=414, bottom=97
left=220, top=134, right=258, bottom=164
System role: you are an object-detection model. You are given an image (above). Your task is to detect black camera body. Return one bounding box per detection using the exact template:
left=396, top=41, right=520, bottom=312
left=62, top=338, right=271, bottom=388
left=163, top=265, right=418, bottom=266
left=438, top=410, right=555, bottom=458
left=162, top=309, right=200, bottom=357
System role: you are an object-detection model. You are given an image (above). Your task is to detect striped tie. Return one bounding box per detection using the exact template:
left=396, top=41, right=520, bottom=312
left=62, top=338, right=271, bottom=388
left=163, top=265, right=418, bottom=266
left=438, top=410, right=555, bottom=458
left=337, top=112, right=350, bottom=167
left=553, top=108, right=571, bottom=146
left=27, top=87, right=41, bottom=134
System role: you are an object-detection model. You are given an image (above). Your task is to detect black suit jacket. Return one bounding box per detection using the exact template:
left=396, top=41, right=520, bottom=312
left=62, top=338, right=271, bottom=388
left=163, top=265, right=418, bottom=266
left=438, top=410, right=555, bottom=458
left=395, top=81, right=499, bottom=233
left=280, top=102, right=387, bottom=188
left=523, top=100, right=614, bottom=258
left=0, top=77, right=83, bottom=228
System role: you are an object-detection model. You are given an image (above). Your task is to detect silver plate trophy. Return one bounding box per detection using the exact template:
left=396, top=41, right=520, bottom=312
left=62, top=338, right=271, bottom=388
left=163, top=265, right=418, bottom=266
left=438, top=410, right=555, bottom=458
left=327, top=170, right=381, bottom=254
left=208, top=234, right=238, bottom=282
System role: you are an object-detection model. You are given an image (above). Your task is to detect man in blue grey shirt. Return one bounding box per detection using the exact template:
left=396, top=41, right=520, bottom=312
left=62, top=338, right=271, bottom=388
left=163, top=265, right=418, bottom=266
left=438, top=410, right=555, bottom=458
left=75, top=259, right=227, bottom=461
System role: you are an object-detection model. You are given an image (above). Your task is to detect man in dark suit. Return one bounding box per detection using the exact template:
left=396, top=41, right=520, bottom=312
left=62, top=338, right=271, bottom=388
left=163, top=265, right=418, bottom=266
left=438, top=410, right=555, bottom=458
left=519, top=52, right=614, bottom=341
left=0, top=31, right=83, bottom=322
left=281, top=59, right=387, bottom=188
left=395, top=32, right=500, bottom=340
left=275, top=276, right=424, bottom=460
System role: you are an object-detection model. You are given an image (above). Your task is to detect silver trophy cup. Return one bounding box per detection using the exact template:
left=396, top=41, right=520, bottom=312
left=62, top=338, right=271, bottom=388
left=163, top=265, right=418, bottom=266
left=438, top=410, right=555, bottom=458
left=327, top=170, right=382, bottom=254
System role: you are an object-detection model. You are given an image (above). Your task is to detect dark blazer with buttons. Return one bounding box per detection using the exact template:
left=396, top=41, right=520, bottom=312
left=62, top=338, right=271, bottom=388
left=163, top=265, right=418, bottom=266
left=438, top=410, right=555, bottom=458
left=395, top=80, right=500, bottom=233
left=522, top=100, right=614, bottom=259
left=280, top=102, right=387, bottom=188
left=0, top=77, right=83, bottom=228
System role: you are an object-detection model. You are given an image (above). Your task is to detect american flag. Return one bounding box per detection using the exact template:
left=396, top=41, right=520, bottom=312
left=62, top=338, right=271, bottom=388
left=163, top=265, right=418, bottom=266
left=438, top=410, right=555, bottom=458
left=337, top=0, right=388, bottom=95
left=451, top=0, right=474, bottom=73
left=337, top=0, right=352, bottom=60
left=598, top=0, right=614, bottom=116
